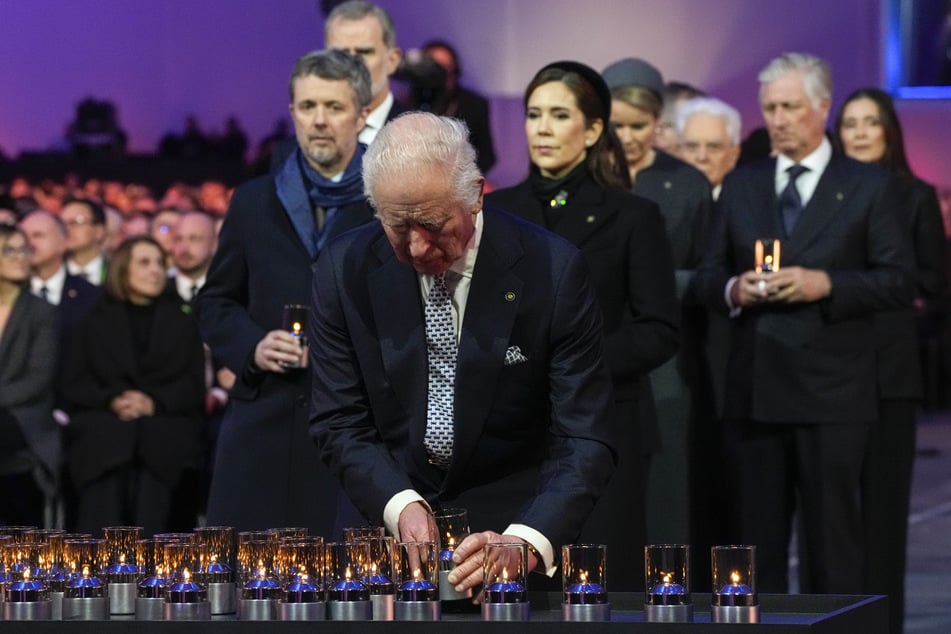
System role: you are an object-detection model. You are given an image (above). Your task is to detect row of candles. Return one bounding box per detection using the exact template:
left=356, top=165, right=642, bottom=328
left=0, top=517, right=758, bottom=623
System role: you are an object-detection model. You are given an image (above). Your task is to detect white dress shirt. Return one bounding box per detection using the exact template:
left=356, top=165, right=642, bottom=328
left=359, top=92, right=395, bottom=145
left=67, top=254, right=105, bottom=285
left=31, top=265, right=67, bottom=305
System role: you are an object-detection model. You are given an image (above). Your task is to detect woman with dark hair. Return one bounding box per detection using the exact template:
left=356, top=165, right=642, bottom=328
left=834, top=87, right=946, bottom=634
left=0, top=225, right=59, bottom=526
left=62, top=235, right=205, bottom=534
left=487, top=61, right=679, bottom=588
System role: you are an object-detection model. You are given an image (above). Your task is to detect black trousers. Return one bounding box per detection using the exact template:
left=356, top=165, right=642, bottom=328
left=722, top=419, right=868, bottom=593
left=863, top=399, right=917, bottom=634
left=75, top=465, right=173, bottom=536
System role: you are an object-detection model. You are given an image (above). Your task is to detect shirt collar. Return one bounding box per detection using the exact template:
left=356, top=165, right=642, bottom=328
left=32, top=265, right=67, bottom=305
left=776, top=136, right=832, bottom=177
left=359, top=92, right=394, bottom=144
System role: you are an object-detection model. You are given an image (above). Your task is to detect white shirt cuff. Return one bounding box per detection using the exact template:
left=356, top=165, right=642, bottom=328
left=503, top=524, right=556, bottom=577
left=725, top=276, right=742, bottom=317
left=383, top=490, right=430, bottom=539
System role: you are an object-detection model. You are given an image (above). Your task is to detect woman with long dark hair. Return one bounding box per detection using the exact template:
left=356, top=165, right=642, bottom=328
left=487, top=61, right=679, bottom=588
left=834, top=87, right=947, bottom=634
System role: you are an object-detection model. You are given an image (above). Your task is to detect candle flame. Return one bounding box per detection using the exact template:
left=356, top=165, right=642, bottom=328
left=448, top=535, right=455, bottom=548
left=371, top=563, right=378, bottom=574
left=183, top=568, right=191, bottom=582
left=82, top=565, right=91, bottom=579
left=731, top=571, right=741, bottom=585
left=579, top=570, right=587, bottom=583
left=23, top=568, right=31, bottom=581
left=345, top=566, right=352, bottom=582
left=662, top=573, right=672, bottom=584
left=257, top=564, right=266, bottom=579
left=292, top=321, right=302, bottom=334
left=413, top=568, right=422, bottom=582
left=120, top=553, right=126, bottom=564
left=156, top=565, right=164, bottom=577
left=211, top=554, right=218, bottom=564
left=301, top=573, right=309, bottom=584
left=501, top=567, right=509, bottom=582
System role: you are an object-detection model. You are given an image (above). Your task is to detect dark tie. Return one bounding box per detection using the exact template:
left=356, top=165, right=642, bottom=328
left=424, top=272, right=457, bottom=467
left=190, top=284, right=199, bottom=301
left=40, top=285, right=50, bottom=303
left=780, top=164, right=809, bottom=237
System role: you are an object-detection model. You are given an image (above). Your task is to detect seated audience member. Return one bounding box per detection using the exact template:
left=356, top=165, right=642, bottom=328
left=103, top=206, right=124, bottom=259
left=20, top=210, right=102, bottom=333
left=61, top=236, right=205, bottom=535
left=61, top=198, right=108, bottom=285
left=655, top=81, right=705, bottom=154
left=834, top=87, right=947, bottom=634
left=676, top=97, right=742, bottom=199
left=150, top=207, right=181, bottom=270
left=0, top=226, right=59, bottom=526
left=602, top=57, right=715, bottom=558
left=410, top=39, right=497, bottom=173
left=121, top=212, right=151, bottom=241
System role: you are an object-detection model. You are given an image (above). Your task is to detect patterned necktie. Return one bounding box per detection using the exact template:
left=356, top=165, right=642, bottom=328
left=424, top=272, right=457, bottom=467
left=780, top=164, right=809, bottom=237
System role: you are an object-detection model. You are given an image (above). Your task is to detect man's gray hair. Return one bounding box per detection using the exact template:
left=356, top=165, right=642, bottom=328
left=675, top=97, right=742, bottom=145
left=363, top=112, right=482, bottom=210
left=758, top=52, right=832, bottom=108
left=325, top=0, right=397, bottom=49
left=288, top=48, right=372, bottom=112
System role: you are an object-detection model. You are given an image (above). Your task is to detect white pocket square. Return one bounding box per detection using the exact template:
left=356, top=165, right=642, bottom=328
left=504, top=345, right=528, bottom=366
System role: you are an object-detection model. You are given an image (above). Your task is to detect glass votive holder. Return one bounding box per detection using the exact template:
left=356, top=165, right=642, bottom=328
left=325, top=541, right=371, bottom=621
left=25, top=529, right=65, bottom=572
left=359, top=535, right=395, bottom=620
left=62, top=539, right=108, bottom=620
left=103, top=526, right=142, bottom=616
left=711, top=545, right=759, bottom=623
left=392, top=541, right=439, bottom=621
left=164, top=542, right=201, bottom=582
left=4, top=541, right=48, bottom=579
left=164, top=567, right=210, bottom=621
left=236, top=531, right=276, bottom=586
left=644, top=544, right=692, bottom=622
left=562, top=543, right=610, bottom=621
left=194, top=526, right=236, bottom=616
left=237, top=534, right=280, bottom=621
left=433, top=508, right=472, bottom=603
left=135, top=539, right=170, bottom=621
left=276, top=538, right=325, bottom=621
left=0, top=526, right=39, bottom=543
left=4, top=566, right=51, bottom=621
left=482, top=542, right=529, bottom=621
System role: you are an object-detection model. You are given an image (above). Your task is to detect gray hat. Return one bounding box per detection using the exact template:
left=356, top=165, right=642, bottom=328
left=601, top=57, right=664, bottom=98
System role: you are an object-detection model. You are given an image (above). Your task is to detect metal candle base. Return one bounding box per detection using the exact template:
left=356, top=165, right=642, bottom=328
left=135, top=597, right=166, bottom=620
left=4, top=600, right=52, bottom=620
left=238, top=597, right=277, bottom=620
left=279, top=601, right=326, bottom=620
left=563, top=602, right=611, bottom=622
left=50, top=592, right=63, bottom=620
left=164, top=601, right=211, bottom=621
left=711, top=604, right=760, bottom=623
left=371, top=592, right=394, bottom=620
left=109, top=582, right=137, bottom=614
left=482, top=601, right=530, bottom=621
left=327, top=599, right=372, bottom=620
left=395, top=600, right=441, bottom=621
left=62, top=596, right=109, bottom=620
left=207, top=582, right=236, bottom=615
left=438, top=569, right=472, bottom=601
left=645, top=603, right=693, bottom=622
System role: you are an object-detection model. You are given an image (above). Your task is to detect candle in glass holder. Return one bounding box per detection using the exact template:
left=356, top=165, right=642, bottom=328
left=164, top=568, right=210, bottom=621
left=562, top=544, right=610, bottom=621
left=711, top=545, right=758, bottom=623
left=434, top=508, right=473, bottom=605
left=4, top=568, right=51, bottom=621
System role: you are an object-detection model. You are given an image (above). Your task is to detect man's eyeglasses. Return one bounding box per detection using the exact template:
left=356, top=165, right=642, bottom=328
left=1, top=245, right=33, bottom=258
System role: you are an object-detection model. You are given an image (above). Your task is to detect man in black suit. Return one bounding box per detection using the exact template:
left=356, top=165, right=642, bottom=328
left=309, top=112, right=616, bottom=588
left=693, top=52, right=914, bottom=594
left=60, top=198, right=108, bottom=286
left=20, top=210, right=101, bottom=331
left=195, top=49, right=375, bottom=534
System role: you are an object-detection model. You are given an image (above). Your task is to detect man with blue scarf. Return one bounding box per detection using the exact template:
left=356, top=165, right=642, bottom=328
left=195, top=49, right=374, bottom=534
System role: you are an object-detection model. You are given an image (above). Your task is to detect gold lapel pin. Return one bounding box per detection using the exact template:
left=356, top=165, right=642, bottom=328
left=504, top=292, right=516, bottom=302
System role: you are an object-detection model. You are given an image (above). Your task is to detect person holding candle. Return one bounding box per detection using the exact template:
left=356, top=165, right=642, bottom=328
left=195, top=48, right=375, bottom=535
left=310, top=112, right=617, bottom=596
left=694, top=53, right=914, bottom=594
left=61, top=235, right=205, bottom=535
left=0, top=225, right=60, bottom=527
left=485, top=60, right=679, bottom=588
left=833, top=87, right=947, bottom=633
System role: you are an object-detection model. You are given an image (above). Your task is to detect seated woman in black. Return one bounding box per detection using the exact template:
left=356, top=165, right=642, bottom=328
left=62, top=235, right=205, bottom=534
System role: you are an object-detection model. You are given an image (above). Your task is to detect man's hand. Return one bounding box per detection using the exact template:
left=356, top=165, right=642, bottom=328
left=730, top=270, right=771, bottom=307
left=397, top=501, right=436, bottom=543
left=447, top=532, right=539, bottom=601
left=253, top=330, right=307, bottom=373
left=110, top=390, right=156, bottom=421
left=765, top=266, right=832, bottom=303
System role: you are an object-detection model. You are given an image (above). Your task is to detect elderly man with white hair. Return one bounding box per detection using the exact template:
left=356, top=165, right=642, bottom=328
left=676, top=97, right=742, bottom=199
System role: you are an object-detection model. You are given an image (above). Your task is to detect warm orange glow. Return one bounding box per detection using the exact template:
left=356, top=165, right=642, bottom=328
left=579, top=570, right=588, bottom=583
left=292, top=321, right=302, bottom=334
left=183, top=568, right=191, bottom=582
left=345, top=566, right=352, bottom=581
left=662, top=573, right=671, bottom=584
left=23, top=568, right=31, bottom=581
left=731, top=571, right=741, bottom=585
left=501, top=567, right=509, bottom=582
left=211, top=554, right=218, bottom=564
left=156, top=565, right=165, bottom=577
left=413, top=568, right=422, bottom=582
left=82, top=565, right=91, bottom=579
left=448, top=535, right=455, bottom=548
left=257, top=564, right=266, bottom=579
left=119, top=553, right=127, bottom=564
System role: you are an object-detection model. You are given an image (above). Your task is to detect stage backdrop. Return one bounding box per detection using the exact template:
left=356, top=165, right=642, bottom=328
left=0, top=0, right=948, bottom=188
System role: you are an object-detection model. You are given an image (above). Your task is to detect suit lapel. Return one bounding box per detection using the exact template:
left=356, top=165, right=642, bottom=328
left=450, top=211, right=524, bottom=476
left=785, top=155, right=854, bottom=262
left=554, top=180, right=616, bottom=245
left=274, top=151, right=319, bottom=260
left=367, top=236, right=429, bottom=466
